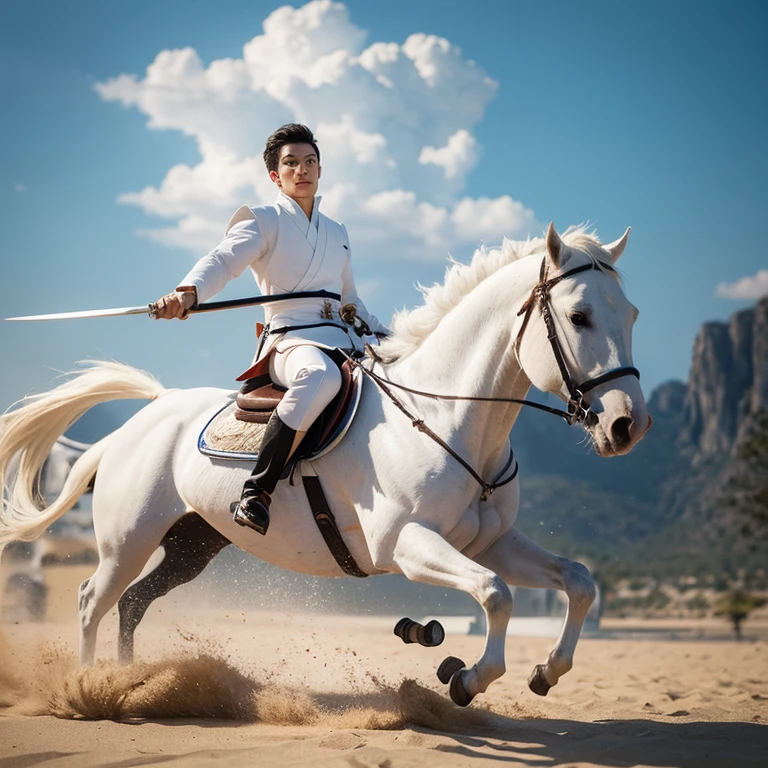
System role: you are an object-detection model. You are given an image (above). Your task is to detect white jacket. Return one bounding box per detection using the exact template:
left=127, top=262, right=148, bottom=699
left=179, top=192, right=388, bottom=358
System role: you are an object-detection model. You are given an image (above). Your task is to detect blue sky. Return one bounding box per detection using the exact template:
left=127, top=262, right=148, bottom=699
left=1, top=0, right=766, bottom=412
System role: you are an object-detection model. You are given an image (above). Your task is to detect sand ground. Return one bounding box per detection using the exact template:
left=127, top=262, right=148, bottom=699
left=1, top=565, right=766, bottom=767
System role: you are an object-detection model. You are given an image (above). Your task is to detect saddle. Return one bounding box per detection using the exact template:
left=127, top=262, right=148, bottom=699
left=234, top=374, right=287, bottom=424
left=198, top=349, right=362, bottom=463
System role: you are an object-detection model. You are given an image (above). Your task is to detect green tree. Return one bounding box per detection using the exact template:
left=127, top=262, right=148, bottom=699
left=714, top=589, right=766, bottom=640
left=721, top=410, right=768, bottom=542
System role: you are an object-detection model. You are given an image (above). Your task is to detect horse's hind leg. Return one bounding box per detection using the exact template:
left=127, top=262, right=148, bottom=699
left=476, top=525, right=596, bottom=695
left=118, top=513, right=230, bottom=664
left=388, top=521, right=513, bottom=706
left=79, top=534, right=168, bottom=666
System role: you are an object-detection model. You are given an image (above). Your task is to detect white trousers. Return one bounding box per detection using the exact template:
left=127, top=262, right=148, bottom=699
left=269, top=345, right=342, bottom=432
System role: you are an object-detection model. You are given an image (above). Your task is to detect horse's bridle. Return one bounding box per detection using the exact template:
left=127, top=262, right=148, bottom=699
left=515, top=256, right=640, bottom=426
left=347, top=254, right=641, bottom=500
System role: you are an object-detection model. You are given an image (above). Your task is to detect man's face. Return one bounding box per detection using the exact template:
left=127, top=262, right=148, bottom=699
left=270, top=143, right=321, bottom=203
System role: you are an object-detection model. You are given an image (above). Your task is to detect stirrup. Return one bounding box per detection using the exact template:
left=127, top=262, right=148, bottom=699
left=231, top=491, right=271, bottom=535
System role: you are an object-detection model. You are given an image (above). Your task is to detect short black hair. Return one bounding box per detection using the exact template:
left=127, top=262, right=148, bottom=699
left=263, top=124, right=320, bottom=173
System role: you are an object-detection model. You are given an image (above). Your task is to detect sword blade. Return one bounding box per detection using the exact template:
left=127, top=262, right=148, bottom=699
left=6, top=305, right=153, bottom=321
left=5, top=290, right=343, bottom=322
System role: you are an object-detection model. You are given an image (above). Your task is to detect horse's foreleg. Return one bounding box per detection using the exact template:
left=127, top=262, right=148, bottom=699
left=118, top=513, right=231, bottom=664
left=476, top=526, right=596, bottom=695
left=389, top=521, right=512, bottom=706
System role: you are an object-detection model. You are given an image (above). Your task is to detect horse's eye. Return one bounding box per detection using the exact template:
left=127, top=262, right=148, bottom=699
left=570, top=312, right=589, bottom=327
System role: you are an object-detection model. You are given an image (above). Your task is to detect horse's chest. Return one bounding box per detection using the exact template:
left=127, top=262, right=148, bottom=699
left=443, top=489, right=518, bottom=556
left=446, top=507, right=481, bottom=548
left=443, top=503, right=492, bottom=552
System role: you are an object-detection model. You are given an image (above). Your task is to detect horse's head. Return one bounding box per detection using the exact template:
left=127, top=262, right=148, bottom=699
left=514, top=223, right=650, bottom=457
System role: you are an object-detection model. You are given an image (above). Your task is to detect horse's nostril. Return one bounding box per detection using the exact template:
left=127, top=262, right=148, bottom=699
left=611, top=416, right=633, bottom=447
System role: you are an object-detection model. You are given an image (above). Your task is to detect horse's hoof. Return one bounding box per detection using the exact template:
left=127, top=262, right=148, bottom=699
left=437, top=655, right=465, bottom=685
left=449, top=668, right=474, bottom=707
left=394, top=617, right=417, bottom=644
left=394, top=618, right=445, bottom=647
left=527, top=664, right=552, bottom=697
left=420, top=620, right=445, bottom=647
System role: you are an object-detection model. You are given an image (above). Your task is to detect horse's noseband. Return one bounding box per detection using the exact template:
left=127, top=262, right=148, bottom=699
left=516, top=256, right=640, bottom=426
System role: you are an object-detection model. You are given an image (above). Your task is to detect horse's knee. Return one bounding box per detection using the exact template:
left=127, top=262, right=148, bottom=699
left=563, top=559, right=596, bottom=607
left=478, top=574, right=513, bottom=618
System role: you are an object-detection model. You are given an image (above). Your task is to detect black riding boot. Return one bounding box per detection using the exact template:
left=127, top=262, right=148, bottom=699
left=231, top=412, right=297, bottom=535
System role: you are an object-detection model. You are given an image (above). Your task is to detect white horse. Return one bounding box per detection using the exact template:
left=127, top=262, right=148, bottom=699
left=0, top=224, right=649, bottom=706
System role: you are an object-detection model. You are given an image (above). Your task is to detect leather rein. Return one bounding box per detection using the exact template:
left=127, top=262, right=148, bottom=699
left=347, top=255, right=640, bottom=502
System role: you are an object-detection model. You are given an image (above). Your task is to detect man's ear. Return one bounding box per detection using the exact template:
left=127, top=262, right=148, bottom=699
left=269, top=170, right=280, bottom=185
left=318, top=164, right=322, bottom=180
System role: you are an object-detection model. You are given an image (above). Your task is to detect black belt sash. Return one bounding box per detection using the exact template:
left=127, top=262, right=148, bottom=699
left=256, top=321, right=349, bottom=359
left=269, top=321, right=348, bottom=335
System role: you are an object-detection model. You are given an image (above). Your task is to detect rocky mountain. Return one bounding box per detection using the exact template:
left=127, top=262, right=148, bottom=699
left=682, top=299, right=768, bottom=456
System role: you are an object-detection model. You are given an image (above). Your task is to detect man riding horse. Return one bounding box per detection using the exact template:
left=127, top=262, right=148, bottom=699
left=154, top=123, right=388, bottom=535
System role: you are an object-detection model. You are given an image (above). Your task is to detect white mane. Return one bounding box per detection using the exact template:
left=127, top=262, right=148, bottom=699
left=380, top=225, right=614, bottom=362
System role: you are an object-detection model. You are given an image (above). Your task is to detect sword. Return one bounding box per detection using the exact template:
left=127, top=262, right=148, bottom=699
left=5, top=290, right=342, bottom=322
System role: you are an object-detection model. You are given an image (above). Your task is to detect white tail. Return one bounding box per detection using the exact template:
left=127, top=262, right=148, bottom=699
left=0, top=361, right=166, bottom=554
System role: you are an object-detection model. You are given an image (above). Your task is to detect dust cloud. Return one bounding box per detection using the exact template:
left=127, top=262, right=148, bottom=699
left=0, top=629, right=497, bottom=732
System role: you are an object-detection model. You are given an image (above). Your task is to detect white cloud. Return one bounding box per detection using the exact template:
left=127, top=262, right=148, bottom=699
left=716, top=270, right=768, bottom=300
left=95, top=0, right=540, bottom=262
left=14, top=183, right=27, bottom=193
left=316, top=116, right=387, bottom=165
left=137, top=216, right=223, bottom=252
left=451, top=196, right=538, bottom=243
left=419, top=129, right=478, bottom=181
left=117, top=150, right=268, bottom=235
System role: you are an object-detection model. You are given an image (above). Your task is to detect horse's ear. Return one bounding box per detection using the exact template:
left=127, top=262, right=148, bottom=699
left=604, top=227, right=631, bottom=264
left=546, top=222, right=569, bottom=268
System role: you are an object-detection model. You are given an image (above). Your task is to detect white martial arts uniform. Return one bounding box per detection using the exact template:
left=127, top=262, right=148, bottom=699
left=179, top=191, right=387, bottom=431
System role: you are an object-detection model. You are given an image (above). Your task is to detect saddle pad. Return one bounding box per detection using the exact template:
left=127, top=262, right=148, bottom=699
left=198, top=365, right=363, bottom=462
left=198, top=400, right=269, bottom=460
